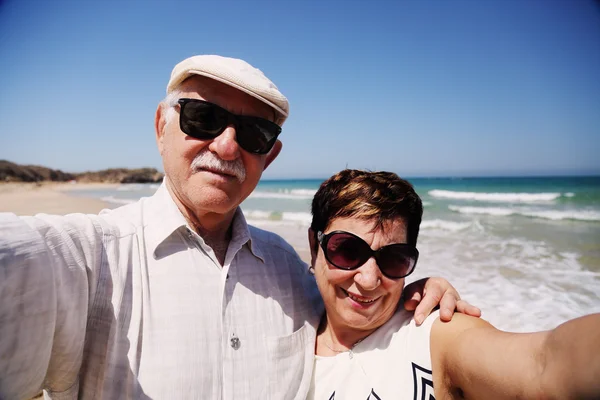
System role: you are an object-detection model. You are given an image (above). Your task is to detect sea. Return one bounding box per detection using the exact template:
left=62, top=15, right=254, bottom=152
left=70, top=176, right=600, bottom=332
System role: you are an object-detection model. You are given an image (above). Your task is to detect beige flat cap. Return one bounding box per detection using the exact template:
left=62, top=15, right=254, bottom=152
left=167, top=55, right=289, bottom=126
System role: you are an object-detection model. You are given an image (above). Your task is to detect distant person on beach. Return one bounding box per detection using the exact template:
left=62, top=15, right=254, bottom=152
left=306, top=169, right=600, bottom=399
left=0, top=55, right=480, bottom=399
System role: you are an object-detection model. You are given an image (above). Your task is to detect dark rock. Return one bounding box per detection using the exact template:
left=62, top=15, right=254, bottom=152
left=0, top=160, right=74, bottom=182
left=75, top=168, right=164, bottom=183
left=0, top=160, right=164, bottom=184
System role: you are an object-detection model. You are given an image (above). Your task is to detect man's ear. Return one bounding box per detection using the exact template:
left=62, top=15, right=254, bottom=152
left=263, top=139, right=282, bottom=171
left=308, top=228, right=318, bottom=267
left=155, top=103, right=167, bottom=155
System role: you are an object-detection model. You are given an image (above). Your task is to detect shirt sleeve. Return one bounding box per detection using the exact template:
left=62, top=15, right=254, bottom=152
left=0, top=212, right=105, bottom=399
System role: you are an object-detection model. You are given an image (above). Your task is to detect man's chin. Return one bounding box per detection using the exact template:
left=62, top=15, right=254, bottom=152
left=189, top=184, right=244, bottom=213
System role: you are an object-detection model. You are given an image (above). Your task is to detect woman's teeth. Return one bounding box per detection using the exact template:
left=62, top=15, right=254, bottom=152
left=347, top=292, right=376, bottom=303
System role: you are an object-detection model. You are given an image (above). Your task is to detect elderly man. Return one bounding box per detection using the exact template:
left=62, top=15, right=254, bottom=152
left=0, top=55, right=478, bottom=399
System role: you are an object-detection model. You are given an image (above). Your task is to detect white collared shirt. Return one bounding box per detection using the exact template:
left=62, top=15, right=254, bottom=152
left=0, top=183, right=322, bottom=400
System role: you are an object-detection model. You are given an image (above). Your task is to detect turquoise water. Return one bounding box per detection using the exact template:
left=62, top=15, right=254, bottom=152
left=72, top=176, right=600, bottom=331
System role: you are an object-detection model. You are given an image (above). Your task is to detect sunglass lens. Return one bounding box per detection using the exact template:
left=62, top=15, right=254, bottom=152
left=236, top=119, right=279, bottom=154
left=377, top=245, right=416, bottom=278
left=180, top=101, right=228, bottom=138
left=326, top=233, right=371, bottom=269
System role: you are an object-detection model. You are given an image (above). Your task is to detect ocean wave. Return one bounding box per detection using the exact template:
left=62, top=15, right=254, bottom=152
left=448, top=206, right=514, bottom=216
left=100, top=196, right=137, bottom=205
left=520, top=209, right=600, bottom=222
left=429, top=190, right=561, bottom=203
left=416, top=231, right=600, bottom=331
left=248, top=189, right=316, bottom=200
left=448, top=205, right=600, bottom=222
left=116, top=183, right=161, bottom=192
left=420, top=219, right=472, bottom=232
left=117, top=184, right=144, bottom=191
left=243, top=209, right=312, bottom=225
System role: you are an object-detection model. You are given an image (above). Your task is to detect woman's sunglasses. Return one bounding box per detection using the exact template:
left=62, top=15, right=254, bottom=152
left=317, top=230, right=419, bottom=279
left=176, top=98, right=282, bottom=154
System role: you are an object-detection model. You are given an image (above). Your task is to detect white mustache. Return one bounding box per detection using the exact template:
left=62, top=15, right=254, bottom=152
left=190, top=150, right=246, bottom=183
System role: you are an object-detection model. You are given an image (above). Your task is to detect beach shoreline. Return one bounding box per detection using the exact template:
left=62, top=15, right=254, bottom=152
left=0, top=182, right=312, bottom=263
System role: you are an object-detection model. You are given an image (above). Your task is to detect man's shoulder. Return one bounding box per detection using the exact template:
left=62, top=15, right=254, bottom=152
left=248, top=224, right=300, bottom=256
left=99, top=198, right=146, bottom=232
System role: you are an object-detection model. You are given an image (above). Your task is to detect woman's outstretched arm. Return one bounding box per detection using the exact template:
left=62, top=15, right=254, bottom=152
left=431, top=313, right=600, bottom=400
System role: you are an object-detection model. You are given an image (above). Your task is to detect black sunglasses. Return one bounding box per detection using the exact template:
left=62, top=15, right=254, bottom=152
left=176, top=98, right=282, bottom=155
left=317, top=230, right=419, bottom=279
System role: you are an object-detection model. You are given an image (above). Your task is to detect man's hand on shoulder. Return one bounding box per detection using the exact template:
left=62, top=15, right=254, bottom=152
left=403, top=277, right=482, bottom=326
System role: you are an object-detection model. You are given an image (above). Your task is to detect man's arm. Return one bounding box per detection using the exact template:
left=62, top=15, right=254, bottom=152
left=403, top=277, right=482, bottom=325
left=431, top=312, right=600, bottom=400
left=0, top=213, right=102, bottom=399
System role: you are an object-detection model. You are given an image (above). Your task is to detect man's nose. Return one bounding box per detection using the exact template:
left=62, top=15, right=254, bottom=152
left=208, top=125, right=241, bottom=160
left=354, top=257, right=381, bottom=291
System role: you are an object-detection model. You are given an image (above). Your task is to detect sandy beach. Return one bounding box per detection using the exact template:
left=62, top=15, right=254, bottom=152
left=0, top=182, right=115, bottom=215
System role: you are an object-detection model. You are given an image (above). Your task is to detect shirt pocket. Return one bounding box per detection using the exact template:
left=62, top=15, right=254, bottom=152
left=263, top=321, right=315, bottom=400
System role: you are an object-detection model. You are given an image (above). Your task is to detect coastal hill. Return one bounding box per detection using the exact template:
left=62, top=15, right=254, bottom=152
left=0, top=160, right=164, bottom=184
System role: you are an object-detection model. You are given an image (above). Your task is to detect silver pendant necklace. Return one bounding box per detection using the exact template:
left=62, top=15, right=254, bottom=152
left=322, top=338, right=364, bottom=359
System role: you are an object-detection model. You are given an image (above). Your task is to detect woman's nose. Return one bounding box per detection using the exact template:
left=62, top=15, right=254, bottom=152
left=354, top=257, right=381, bottom=291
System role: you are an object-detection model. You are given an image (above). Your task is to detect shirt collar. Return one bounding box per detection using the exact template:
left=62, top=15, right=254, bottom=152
left=144, top=181, right=265, bottom=262
left=144, top=182, right=189, bottom=258
left=230, top=207, right=265, bottom=263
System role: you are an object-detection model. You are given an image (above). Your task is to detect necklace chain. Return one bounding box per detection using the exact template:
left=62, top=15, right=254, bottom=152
left=322, top=337, right=364, bottom=353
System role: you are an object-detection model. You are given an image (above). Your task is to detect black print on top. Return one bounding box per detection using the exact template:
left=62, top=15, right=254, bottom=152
left=326, top=363, right=432, bottom=400
left=412, top=362, right=435, bottom=400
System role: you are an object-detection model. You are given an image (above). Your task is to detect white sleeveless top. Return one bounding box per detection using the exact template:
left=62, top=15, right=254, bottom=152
left=308, top=310, right=438, bottom=400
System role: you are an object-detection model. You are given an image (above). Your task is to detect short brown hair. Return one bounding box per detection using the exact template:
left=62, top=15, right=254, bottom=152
left=310, top=170, right=423, bottom=247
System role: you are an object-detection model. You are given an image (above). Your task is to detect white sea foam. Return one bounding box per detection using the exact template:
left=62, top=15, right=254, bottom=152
left=429, top=190, right=561, bottom=203
left=448, top=205, right=600, bottom=222
left=248, top=189, right=315, bottom=200
left=421, top=219, right=472, bottom=232
left=449, top=205, right=514, bottom=216
left=117, top=184, right=160, bottom=192
left=100, top=196, right=137, bottom=205
left=290, top=189, right=318, bottom=196
left=282, top=212, right=313, bottom=225
left=244, top=210, right=274, bottom=220
left=243, top=209, right=312, bottom=225
left=520, top=209, right=600, bottom=222
left=412, top=231, right=600, bottom=332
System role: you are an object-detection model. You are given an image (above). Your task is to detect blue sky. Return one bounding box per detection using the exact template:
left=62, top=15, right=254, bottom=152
left=0, top=0, right=598, bottom=179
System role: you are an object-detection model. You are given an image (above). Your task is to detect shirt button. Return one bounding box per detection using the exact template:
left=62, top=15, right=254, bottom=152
left=230, top=336, right=241, bottom=350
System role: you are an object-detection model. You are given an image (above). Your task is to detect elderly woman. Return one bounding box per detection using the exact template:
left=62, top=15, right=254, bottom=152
left=307, top=169, right=599, bottom=399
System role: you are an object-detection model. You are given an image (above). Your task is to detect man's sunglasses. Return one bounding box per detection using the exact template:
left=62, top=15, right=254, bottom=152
left=317, top=230, right=419, bottom=279
left=176, top=98, right=282, bottom=155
